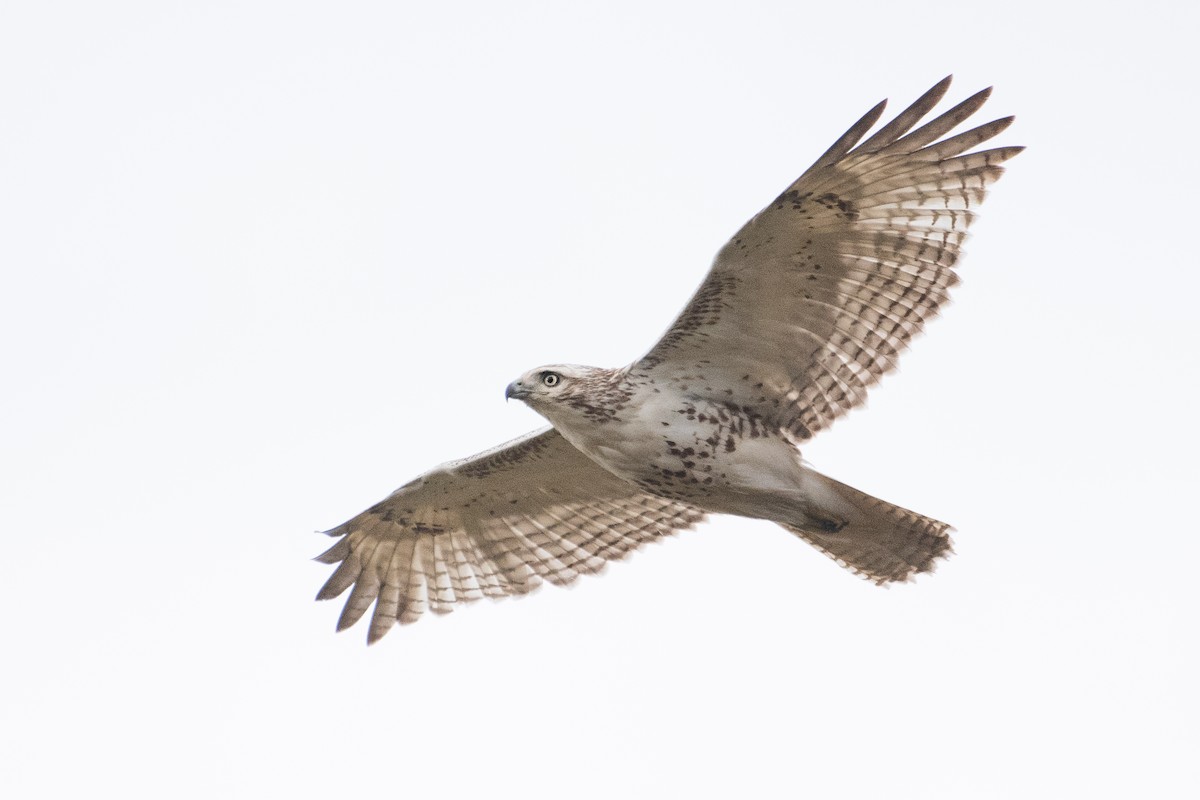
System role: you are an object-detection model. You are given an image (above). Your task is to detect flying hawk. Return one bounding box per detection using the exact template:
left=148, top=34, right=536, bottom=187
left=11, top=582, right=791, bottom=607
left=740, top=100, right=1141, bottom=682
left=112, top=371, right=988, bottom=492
left=316, top=76, right=1021, bottom=643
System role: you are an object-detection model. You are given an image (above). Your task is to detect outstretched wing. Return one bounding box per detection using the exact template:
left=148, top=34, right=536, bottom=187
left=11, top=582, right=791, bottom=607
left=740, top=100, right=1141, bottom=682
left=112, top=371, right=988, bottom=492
left=315, top=427, right=706, bottom=643
left=635, top=76, right=1022, bottom=441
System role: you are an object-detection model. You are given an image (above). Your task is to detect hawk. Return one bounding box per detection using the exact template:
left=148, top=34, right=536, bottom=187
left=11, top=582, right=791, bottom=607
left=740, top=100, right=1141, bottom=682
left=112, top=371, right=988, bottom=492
left=316, top=76, right=1021, bottom=643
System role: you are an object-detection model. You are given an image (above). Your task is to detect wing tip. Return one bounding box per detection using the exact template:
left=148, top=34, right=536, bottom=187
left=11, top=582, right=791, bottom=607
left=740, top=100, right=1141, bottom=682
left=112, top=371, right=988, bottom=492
left=314, top=585, right=343, bottom=602
left=960, top=85, right=995, bottom=113
left=313, top=536, right=350, bottom=565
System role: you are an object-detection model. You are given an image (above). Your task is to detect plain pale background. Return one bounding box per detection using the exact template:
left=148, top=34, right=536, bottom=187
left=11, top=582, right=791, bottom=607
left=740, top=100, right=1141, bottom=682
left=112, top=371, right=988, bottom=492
left=2, top=2, right=1197, bottom=798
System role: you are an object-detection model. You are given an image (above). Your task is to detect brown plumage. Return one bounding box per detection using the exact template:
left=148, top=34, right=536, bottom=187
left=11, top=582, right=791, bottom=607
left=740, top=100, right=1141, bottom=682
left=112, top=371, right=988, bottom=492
left=317, top=77, right=1020, bottom=642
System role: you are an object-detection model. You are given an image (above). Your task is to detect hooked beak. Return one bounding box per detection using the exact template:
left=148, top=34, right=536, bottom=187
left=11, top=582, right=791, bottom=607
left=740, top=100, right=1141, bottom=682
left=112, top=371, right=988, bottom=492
left=505, top=380, right=529, bottom=401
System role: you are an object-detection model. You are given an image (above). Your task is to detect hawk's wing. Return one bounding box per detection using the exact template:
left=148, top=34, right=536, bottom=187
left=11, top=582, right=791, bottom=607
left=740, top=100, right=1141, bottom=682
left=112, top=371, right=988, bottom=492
left=315, top=427, right=706, bottom=642
left=635, top=76, right=1021, bottom=441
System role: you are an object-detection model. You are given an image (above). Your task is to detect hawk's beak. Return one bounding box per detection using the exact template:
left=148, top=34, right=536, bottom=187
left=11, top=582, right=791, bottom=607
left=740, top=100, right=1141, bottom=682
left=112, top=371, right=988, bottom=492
left=505, top=381, right=528, bottom=401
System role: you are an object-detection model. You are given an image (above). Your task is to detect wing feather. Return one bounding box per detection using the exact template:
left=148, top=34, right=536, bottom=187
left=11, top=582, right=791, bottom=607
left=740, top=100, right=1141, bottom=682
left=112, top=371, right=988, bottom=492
left=884, top=87, right=994, bottom=153
left=853, top=75, right=952, bottom=153
left=316, top=427, right=706, bottom=642
left=634, top=77, right=1021, bottom=440
left=803, top=99, right=888, bottom=176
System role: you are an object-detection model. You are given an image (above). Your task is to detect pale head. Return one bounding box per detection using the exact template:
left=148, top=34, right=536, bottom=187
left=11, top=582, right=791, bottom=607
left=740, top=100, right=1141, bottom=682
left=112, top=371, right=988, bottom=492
left=504, top=364, right=628, bottom=427
left=505, top=364, right=597, bottom=405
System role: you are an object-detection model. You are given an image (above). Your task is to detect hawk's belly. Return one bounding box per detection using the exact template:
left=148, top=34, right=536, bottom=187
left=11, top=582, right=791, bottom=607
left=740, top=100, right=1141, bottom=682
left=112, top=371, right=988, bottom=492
left=559, top=396, right=806, bottom=513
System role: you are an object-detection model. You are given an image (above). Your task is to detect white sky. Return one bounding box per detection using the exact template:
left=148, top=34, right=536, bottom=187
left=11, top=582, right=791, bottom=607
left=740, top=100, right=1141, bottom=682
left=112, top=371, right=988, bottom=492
left=2, top=2, right=1197, bottom=798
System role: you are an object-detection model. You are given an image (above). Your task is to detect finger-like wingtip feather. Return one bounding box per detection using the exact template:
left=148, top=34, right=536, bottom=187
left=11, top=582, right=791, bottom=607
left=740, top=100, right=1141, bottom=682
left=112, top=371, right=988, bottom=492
left=915, top=117, right=1019, bottom=162
left=888, top=86, right=994, bottom=153
left=315, top=556, right=360, bottom=601
left=320, top=522, right=350, bottom=538
left=804, top=98, right=888, bottom=176
left=313, top=537, right=351, bottom=565
left=857, top=75, right=954, bottom=152
left=336, top=584, right=376, bottom=632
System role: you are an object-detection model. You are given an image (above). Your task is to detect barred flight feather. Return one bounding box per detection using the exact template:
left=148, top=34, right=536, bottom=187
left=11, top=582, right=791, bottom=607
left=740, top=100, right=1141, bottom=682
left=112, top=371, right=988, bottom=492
left=637, top=75, right=1022, bottom=443
left=316, top=428, right=706, bottom=643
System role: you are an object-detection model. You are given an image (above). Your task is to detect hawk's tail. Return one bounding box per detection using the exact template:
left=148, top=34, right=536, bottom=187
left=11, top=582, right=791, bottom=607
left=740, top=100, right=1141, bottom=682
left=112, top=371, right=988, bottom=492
left=781, top=468, right=954, bottom=584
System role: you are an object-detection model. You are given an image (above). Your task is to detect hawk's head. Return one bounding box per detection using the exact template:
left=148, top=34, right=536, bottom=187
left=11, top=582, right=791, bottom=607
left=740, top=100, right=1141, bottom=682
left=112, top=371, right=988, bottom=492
left=505, top=364, right=593, bottom=403
left=505, top=365, right=629, bottom=425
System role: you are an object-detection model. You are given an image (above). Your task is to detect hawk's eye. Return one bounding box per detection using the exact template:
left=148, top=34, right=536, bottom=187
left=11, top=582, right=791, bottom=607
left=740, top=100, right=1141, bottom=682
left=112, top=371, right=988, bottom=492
left=542, top=372, right=561, bottom=387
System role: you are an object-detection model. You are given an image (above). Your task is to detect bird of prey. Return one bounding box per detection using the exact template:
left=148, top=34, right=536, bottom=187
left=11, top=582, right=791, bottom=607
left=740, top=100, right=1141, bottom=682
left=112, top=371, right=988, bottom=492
left=315, top=76, right=1021, bottom=643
